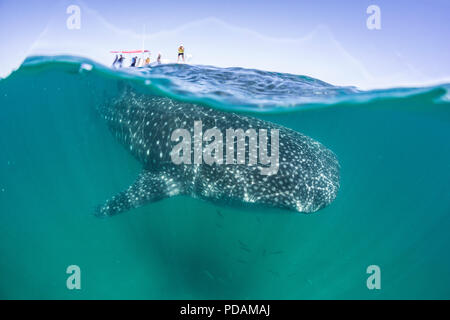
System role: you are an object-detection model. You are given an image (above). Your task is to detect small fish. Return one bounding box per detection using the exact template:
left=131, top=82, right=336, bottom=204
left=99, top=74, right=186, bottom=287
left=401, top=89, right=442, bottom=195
left=238, top=240, right=249, bottom=248
left=239, top=246, right=252, bottom=253
left=269, top=250, right=284, bottom=255
left=267, top=270, right=280, bottom=277
left=203, top=270, right=215, bottom=280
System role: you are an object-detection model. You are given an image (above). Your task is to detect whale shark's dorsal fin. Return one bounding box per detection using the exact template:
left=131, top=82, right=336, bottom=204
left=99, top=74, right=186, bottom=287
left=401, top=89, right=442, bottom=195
left=94, top=169, right=181, bottom=217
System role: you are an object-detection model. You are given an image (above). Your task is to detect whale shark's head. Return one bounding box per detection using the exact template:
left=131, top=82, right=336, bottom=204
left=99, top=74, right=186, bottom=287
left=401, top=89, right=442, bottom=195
left=252, top=131, right=340, bottom=214
left=293, top=149, right=340, bottom=213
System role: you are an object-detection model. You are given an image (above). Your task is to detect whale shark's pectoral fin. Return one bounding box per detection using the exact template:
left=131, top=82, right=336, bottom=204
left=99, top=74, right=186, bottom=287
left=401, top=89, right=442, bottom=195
left=94, top=170, right=180, bottom=217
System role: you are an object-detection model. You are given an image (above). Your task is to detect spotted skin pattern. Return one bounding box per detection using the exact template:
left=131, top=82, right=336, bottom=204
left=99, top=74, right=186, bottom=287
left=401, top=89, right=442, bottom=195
left=95, top=89, right=340, bottom=216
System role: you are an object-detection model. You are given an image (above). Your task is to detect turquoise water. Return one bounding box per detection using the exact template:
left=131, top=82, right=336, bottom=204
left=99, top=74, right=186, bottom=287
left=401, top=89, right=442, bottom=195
left=0, top=56, right=449, bottom=299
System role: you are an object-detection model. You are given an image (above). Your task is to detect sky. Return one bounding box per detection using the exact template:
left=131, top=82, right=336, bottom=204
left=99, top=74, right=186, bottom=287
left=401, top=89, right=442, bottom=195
left=1, top=0, right=449, bottom=89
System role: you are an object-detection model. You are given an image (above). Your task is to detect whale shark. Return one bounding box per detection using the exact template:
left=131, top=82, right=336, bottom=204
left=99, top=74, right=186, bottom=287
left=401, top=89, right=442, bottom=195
left=95, top=88, right=340, bottom=216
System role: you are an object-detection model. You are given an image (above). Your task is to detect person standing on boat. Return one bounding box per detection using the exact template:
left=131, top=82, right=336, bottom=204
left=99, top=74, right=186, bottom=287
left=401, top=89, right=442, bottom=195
left=177, top=45, right=185, bottom=63
left=118, top=55, right=124, bottom=68
left=157, top=52, right=162, bottom=64
left=112, top=54, right=118, bottom=68
left=131, top=56, right=137, bottom=67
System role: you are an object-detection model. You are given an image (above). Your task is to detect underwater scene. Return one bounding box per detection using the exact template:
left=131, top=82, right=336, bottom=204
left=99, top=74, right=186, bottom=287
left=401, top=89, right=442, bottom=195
left=0, top=55, right=449, bottom=299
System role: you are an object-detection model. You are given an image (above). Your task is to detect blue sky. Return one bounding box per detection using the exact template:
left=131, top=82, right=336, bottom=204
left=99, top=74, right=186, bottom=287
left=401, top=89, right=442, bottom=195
left=1, top=0, right=449, bottom=88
